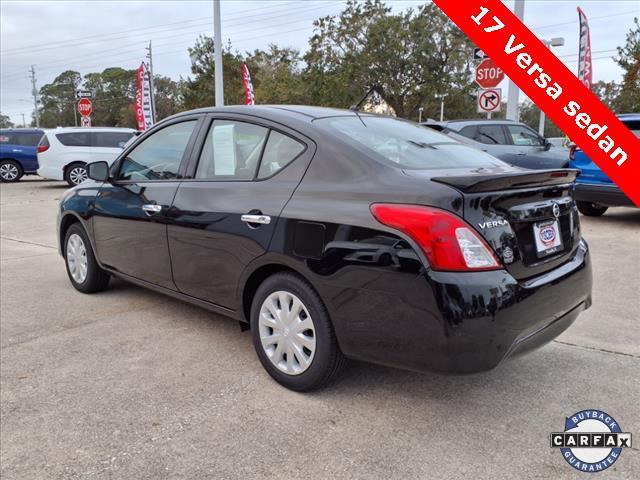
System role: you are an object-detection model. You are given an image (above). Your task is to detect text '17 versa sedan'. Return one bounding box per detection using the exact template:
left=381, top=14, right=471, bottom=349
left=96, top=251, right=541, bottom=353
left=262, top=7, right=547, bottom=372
left=57, top=105, right=592, bottom=391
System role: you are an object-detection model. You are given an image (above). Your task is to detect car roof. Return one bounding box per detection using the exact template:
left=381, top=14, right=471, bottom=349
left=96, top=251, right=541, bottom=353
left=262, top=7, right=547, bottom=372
left=164, top=105, right=376, bottom=124
left=618, top=113, right=640, bottom=121
left=0, top=128, right=44, bottom=134
left=50, top=127, right=137, bottom=133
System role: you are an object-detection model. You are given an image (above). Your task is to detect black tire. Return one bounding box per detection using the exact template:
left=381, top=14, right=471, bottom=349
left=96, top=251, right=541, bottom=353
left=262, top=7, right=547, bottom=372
left=63, top=223, right=110, bottom=293
left=0, top=159, right=23, bottom=182
left=64, top=162, right=87, bottom=186
left=577, top=201, right=608, bottom=217
left=250, top=272, right=345, bottom=391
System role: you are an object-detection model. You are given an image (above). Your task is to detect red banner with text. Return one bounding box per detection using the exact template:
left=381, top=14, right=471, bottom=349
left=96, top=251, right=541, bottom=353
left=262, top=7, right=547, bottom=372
left=433, top=0, right=640, bottom=206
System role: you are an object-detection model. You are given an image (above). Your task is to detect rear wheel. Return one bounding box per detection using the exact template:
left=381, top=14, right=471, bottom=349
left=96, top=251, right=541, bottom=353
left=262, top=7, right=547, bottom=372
left=64, top=223, right=110, bottom=293
left=250, top=272, right=344, bottom=391
left=0, top=160, right=23, bottom=182
left=65, top=162, right=87, bottom=186
left=577, top=201, right=608, bottom=217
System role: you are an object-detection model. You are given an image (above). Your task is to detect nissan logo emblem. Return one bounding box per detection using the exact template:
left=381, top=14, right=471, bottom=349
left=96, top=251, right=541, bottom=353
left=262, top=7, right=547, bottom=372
left=552, top=203, right=560, bottom=218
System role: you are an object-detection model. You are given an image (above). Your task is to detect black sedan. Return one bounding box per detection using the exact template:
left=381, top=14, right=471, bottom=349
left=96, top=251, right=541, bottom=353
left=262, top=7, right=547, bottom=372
left=57, top=106, right=592, bottom=391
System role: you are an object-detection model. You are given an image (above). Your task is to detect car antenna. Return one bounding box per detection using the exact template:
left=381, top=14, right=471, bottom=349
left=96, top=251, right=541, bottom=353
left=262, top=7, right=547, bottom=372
left=350, top=86, right=376, bottom=127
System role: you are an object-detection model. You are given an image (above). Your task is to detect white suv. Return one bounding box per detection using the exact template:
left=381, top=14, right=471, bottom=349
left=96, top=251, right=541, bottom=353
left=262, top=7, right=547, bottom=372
left=37, top=127, right=137, bottom=186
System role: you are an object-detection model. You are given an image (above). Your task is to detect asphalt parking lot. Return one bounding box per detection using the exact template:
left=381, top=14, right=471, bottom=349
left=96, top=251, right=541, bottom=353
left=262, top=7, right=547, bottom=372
left=1, top=177, right=638, bottom=479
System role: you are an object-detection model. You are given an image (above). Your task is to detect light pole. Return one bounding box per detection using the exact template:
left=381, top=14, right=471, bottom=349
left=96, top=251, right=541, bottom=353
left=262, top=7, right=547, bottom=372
left=213, top=0, right=224, bottom=107
left=418, top=107, right=424, bottom=123
left=506, top=0, right=525, bottom=121
left=538, top=37, right=565, bottom=135
left=435, top=93, right=448, bottom=122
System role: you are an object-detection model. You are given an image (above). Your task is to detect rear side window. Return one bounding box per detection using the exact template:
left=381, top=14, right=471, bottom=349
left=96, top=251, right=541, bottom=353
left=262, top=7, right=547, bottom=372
left=257, top=131, right=305, bottom=179
left=195, top=120, right=268, bottom=180
left=475, top=125, right=508, bottom=145
left=118, top=120, right=197, bottom=181
left=93, top=131, right=135, bottom=148
left=8, top=133, right=42, bottom=146
left=458, top=126, right=477, bottom=140
left=316, top=116, right=505, bottom=170
left=56, top=132, right=91, bottom=147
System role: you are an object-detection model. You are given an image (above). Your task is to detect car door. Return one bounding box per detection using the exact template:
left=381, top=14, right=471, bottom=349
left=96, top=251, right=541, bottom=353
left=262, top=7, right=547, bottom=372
left=168, top=114, right=314, bottom=308
left=468, top=124, right=510, bottom=159
left=91, top=131, right=136, bottom=165
left=92, top=117, right=202, bottom=289
left=502, top=124, right=561, bottom=169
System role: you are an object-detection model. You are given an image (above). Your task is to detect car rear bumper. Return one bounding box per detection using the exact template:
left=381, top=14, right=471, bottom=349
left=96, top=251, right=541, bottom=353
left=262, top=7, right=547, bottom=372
left=330, top=239, right=592, bottom=374
left=37, top=164, right=63, bottom=180
left=574, top=183, right=635, bottom=207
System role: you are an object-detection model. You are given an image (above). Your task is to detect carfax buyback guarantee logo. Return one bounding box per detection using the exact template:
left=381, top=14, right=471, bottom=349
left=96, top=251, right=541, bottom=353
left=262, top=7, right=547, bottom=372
left=551, top=410, right=632, bottom=472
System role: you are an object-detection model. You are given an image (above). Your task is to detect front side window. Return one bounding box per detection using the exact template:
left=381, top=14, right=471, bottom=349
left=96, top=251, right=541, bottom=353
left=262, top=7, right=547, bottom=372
left=118, top=120, right=196, bottom=181
left=506, top=125, right=543, bottom=146
left=93, top=131, right=135, bottom=148
left=622, top=120, right=640, bottom=139
left=57, top=132, right=91, bottom=147
left=475, top=125, right=508, bottom=145
left=315, top=116, right=505, bottom=170
left=195, top=120, right=268, bottom=180
left=257, top=131, right=305, bottom=179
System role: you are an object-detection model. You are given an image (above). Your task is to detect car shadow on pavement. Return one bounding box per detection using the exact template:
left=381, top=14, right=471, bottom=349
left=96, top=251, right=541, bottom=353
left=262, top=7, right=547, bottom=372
left=580, top=208, right=640, bottom=225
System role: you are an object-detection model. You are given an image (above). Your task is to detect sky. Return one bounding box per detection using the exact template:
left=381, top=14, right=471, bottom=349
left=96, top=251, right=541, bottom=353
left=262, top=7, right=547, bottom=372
left=1, top=0, right=638, bottom=126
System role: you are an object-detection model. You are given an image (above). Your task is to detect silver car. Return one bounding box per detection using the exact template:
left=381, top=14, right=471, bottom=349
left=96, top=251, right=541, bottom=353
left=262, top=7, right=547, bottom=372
left=422, top=119, right=568, bottom=170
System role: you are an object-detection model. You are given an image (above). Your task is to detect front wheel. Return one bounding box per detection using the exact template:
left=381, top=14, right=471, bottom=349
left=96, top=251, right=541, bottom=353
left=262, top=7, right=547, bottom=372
left=577, top=201, right=608, bottom=217
left=0, top=160, right=23, bottom=182
left=250, top=272, right=345, bottom=391
left=65, top=162, right=87, bottom=186
left=64, top=223, right=110, bottom=293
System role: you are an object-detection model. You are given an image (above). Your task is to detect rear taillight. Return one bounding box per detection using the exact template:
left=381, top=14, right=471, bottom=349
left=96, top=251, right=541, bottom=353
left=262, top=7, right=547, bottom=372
left=569, top=144, right=576, bottom=160
left=370, top=204, right=502, bottom=272
left=37, top=135, right=49, bottom=153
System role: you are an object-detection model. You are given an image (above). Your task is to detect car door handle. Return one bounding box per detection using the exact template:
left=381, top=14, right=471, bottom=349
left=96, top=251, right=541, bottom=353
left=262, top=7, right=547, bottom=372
left=241, top=214, right=271, bottom=225
left=142, top=204, right=162, bottom=216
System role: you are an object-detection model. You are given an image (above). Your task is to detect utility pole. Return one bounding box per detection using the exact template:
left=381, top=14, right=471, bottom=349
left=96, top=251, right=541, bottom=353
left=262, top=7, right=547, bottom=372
left=29, top=65, right=40, bottom=128
left=21, top=113, right=26, bottom=128
left=71, top=83, right=78, bottom=127
left=146, top=40, right=157, bottom=123
left=435, top=93, right=448, bottom=122
left=213, top=0, right=224, bottom=106
left=506, top=0, right=525, bottom=122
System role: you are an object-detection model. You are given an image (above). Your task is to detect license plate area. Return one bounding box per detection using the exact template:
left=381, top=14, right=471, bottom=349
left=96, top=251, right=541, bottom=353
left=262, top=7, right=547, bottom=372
left=533, top=220, right=563, bottom=257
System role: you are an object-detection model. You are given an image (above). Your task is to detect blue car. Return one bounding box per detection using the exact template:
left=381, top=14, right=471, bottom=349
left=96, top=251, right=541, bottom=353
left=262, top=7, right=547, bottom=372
left=569, top=113, right=639, bottom=216
left=0, top=128, right=45, bottom=182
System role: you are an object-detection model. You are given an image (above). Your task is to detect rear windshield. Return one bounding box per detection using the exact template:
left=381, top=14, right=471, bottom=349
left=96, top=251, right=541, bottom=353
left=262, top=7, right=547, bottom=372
left=315, top=116, right=505, bottom=170
left=622, top=120, right=640, bottom=138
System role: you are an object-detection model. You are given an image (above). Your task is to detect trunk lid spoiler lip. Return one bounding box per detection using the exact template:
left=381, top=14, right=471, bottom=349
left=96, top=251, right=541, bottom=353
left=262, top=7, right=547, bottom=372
left=430, top=169, right=579, bottom=193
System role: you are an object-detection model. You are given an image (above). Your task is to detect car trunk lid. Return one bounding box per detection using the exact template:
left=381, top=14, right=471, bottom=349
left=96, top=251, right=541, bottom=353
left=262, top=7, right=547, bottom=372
left=406, top=167, right=582, bottom=280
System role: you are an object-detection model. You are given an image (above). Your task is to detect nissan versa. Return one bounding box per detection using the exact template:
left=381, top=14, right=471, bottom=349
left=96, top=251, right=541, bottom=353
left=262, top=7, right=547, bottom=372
left=57, top=106, right=593, bottom=391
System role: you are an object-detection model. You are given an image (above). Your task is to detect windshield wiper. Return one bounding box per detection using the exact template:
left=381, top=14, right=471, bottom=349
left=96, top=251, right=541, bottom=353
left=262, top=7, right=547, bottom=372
left=408, top=140, right=436, bottom=149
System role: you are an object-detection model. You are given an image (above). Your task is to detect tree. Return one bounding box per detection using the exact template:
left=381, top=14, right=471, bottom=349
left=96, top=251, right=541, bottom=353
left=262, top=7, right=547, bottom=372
left=182, top=36, right=245, bottom=109
left=245, top=45, right=308, bottom=104
left=518, top=101, right=563, bottom=138
left=154, top=75, right=182, bottom=121
left=0, top=113, right=14, bottom=128
left=613, top=17, right=640, bottom=113
left=591, top=81, right=621, bottom=110
left=303, top=0, right=476, bottom=120
left=83, top=67, right=137, bottom=127
left=37, top=70, right=81, bottom=128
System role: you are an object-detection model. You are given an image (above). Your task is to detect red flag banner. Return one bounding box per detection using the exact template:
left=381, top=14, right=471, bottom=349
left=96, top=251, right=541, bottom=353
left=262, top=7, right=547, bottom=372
left=135, top=64, right=145, bottom=131
left=577, top=7, right=592, bottom=89
left=433, top=0, right=640, bottom=206
left=242, top=63, right=256, bottom=105
left=135, top=62, right=154, bottom=131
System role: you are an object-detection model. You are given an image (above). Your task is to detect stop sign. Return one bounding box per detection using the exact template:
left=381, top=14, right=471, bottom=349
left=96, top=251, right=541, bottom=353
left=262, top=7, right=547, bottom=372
left=475, top=59, right=505, bottom=88
left=77, top=98, right=92, bottom=117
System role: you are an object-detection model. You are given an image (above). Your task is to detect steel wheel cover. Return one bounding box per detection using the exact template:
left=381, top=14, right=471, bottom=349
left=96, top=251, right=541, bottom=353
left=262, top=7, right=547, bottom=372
left=69, top=167, right=87, bottom=185
left=66, top=233, right=88, bottom=283
left=0, top=163, right=18, bottom=180
left=259, top=291, right=316, bottom=375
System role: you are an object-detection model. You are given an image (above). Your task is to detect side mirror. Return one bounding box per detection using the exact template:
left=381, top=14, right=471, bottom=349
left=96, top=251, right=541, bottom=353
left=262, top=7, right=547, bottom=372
left=543, top=138, right=552, bottom=151
left=87, top=161, right=109, bottom=182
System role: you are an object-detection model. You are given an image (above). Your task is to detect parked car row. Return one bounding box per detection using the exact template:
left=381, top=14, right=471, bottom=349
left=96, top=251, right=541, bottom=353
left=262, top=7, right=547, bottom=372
left=0, top=127, right=136, bottom=185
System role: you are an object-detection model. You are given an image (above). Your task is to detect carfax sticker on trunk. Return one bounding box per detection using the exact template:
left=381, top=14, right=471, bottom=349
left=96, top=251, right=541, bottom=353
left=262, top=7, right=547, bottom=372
left=533, top=220, right=563, bottom=256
